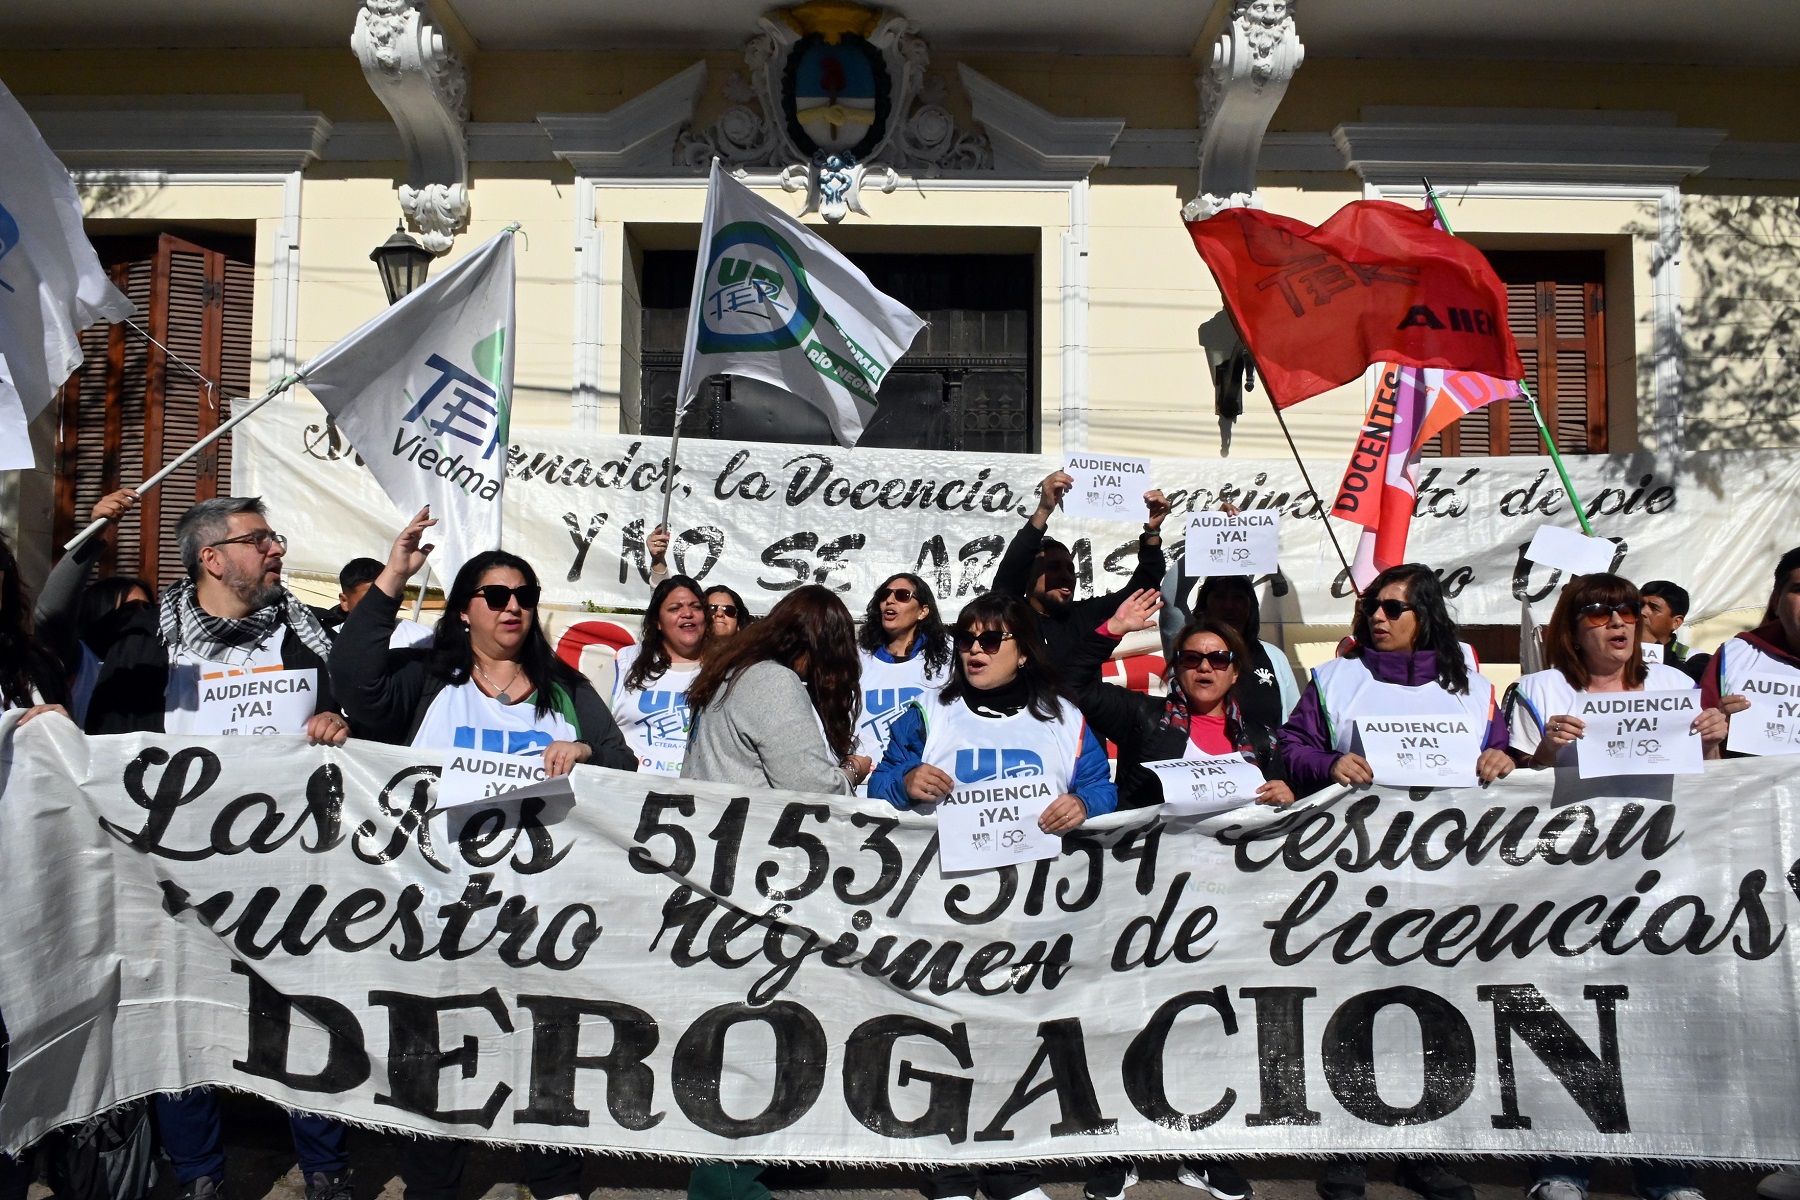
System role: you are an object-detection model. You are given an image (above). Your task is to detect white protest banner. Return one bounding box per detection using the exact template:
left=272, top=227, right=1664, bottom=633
left=237, top=402, right=1800, bottom=626
left=1143, top=754, right=1266, bottom=818
left=1185, top=511, right=1281, bottom=577
left=1525, top=524, right=1617, bottom=577
left=436, top=746, right=550, bottom=809
left=1573, top=691, right=1704, bottom=778
left=299, top=230, right=515, bottom=585
left=6, top=720, right=1800, bottom=1163
left=935, top=779, right=1061, bottom=873
left=1728, top=673, right=1800, bottom=757
left=190, top=668, right=318, bottom=736
left=1357, top=714, right=1480, bottom=788
left=1062, top=453, right=1151, bottom=522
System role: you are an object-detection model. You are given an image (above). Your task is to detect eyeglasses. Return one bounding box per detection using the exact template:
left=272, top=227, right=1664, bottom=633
left=1367, top=598, right=1416, bottom=620
left=473, top=584, right=541, bottom=611
left=208, top=529, right=287, bottom=554
left=1176, top=649, right=1237, bottom=670
left=1577, top=601, right=1641, bottom=627
left=878, top=586, right=918, bottom=604
left=954, top=629, right=1015, bottom=654
left=708, top=603, right=740, bottom=618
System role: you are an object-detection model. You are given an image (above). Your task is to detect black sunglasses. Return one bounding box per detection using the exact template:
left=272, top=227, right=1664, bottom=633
left=1577, top=600, right=1641, bottom=627
left=1367, top=598, right=1417, bottom=620
left=708, top=603, right=740, bottom=618
left=472, top=584, right=540, bottom=611
left=1176, top=649, right=1236, bottom=670
left=954, top=629, right=1015, bottom=654
left=878, top=586, right=918, bottom=604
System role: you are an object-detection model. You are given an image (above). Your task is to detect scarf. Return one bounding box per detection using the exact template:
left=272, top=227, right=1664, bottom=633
left=158, top=578, right=333, bottom=667
left=966, top=674, right=1033, bottom=718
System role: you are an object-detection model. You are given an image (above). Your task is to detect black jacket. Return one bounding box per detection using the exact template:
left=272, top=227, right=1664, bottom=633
left=1067, top=625, right=1284, bottom=809
left=330, top=583, right=635, bottom=768
left=991, top=518, right=1166, bottom=684
left=83, top=602, right=339, bottom=735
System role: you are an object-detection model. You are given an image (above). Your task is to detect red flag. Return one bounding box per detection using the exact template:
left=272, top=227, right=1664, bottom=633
left=1186, top=201, right=1524, bottom=408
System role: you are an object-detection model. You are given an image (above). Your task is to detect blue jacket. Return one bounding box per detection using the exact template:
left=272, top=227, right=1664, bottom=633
left=868, top=701, right=1119, bottom=817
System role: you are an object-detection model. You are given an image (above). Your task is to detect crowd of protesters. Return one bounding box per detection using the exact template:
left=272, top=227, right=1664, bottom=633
left=0, top=472, right=1796, bottom=1200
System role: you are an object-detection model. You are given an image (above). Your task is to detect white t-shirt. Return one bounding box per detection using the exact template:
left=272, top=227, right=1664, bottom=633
left=412, top=678, right=577, bottom=754
left=917, top=693, right=1085, bottom=796
left=1510, top=663, right=1698, bottom=769
left=854, top=645, right=950, bottom=789
left=165, top=634, right=317, bottom=736
left=1311, top=654, right=1495, bottom=756
left=610, top=643, right=700, bottom=776
left=391, top=618, right=436, bottom=649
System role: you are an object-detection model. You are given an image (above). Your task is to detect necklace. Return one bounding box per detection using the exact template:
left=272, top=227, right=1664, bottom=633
left=474, top=659, right=525, bottom=705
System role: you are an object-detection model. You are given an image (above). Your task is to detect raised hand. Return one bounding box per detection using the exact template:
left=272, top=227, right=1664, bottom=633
left=378, top=506, right=437, bottom=597
left=1105, top=588, right=1165, bottom=637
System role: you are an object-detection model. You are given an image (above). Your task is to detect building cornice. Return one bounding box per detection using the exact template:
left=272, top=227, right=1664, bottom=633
left=1334, top=118, right=1726, bottom=187
left=957, top=64, right=1123, bottom=179
left=31, top=110, right=331, bottom=173
left=539, top=62, right=709, bottom=177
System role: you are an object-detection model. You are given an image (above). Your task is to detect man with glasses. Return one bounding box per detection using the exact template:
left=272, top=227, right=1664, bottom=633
left=84, top=496, right=355, bottom=1200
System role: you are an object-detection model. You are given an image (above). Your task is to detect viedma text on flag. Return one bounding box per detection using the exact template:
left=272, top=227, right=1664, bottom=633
left=3, top=718, right=1800, bottom=1163
left=1330, top=365, right=1403, bottom=521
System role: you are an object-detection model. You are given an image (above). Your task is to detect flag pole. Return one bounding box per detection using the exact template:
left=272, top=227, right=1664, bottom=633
left=63, top=371, right=303, bottom=553
left=1421, top=178, right=1595, bottom=536
left=658, top=424, right=683, bottom=536
left=1268, top=395, right=1359, bottom=588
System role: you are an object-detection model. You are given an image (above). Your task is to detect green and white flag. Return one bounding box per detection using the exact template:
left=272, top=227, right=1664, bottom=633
left=300, top=229, right=515, bottom=585
left=677, top=161, right=924, bottom=447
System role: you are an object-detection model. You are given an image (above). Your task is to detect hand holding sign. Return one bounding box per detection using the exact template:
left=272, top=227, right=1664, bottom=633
left=1061, top=454, right=1152, bottom=521
left=1573, top=690, right=1705, bottom=777
left=936, top=778, right=1062, bottom=873
left=1145, top=753, right=1268, bottom=818
left=1357, top=714, right=1481, bottom=788
left=1726, top=673, right=1800, bottom=757
left=1186, top=510, right=1281, bottom=576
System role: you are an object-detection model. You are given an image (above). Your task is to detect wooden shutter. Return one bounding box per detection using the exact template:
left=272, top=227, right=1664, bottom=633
left=54, top=233, right=253, bottom=588
left=1422, top=250, right=1607, bottom=457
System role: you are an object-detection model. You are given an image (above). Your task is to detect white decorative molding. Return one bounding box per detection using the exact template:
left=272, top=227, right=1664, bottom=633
left=1184, top=0, right=1303, bottom=221
left=1061, top=178, right=1091, bottom=453
left=31, top=111, right=330, bottom=172
left=571, top=177, right=603, bottom=433
left=958, top=65, right=1123, bottom=180
left=541, top=62, right=709, bottom=176
left=1334, top=118, right=1725, bottom=188
left=352, top=0, right=470, bottom=253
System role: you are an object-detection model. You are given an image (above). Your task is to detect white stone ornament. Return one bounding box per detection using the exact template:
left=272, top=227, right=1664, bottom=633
left=1182, top=0, right=1303, bottom=223
left=352, top=0, right=470, bottom=252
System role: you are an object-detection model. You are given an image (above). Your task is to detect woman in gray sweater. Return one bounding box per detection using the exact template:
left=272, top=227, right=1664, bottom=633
left=681, top=583, right=867, bottom=794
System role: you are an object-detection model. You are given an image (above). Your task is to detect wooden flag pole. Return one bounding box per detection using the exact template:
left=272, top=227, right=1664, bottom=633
left=658, top=425, right=683, bottom=537
left=1421, top=177, right=1595, bottom=536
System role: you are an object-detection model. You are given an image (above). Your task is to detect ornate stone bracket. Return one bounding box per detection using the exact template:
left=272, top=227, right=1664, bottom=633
left=1182, top=0, right=1303, bottom=222
left=352, top=0, right=470, bottom=252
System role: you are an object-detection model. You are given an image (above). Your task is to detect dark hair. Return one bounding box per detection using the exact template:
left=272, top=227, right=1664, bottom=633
left=1037, top=538, right=1071, bottom=559
left=338, top=557, right=385, bottom=594
left=857, top=572, right=952, bottom=676
left=0, top=535, right=67, bottom=710
left=1351, top=563, right=1470, bottom=694
left=703, top=584, right=755, bottom=631
left=428, top=550, right=576, bottom=720
left=1169, top=617, right=1256, bottom=741
left=1639, top=580, right=1690, bottom=618
left=175, top=496, right=266, bottom=581
left=1544, top=572, right=1647, bottom=691
left=626, top=575, right=706, bottom=692
left=1766, top=547, right=1800, bottom=624
left=77, top=574, right=153, bottom=642
left=1197, top=574, right=1261, bottom=641
left=688, top=585, right=861, bottom=760
left=939, top=592, right=1065, bottom=721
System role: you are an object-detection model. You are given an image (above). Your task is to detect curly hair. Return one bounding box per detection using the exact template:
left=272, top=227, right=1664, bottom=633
left=856, top=572, right=952, bottom=676
left=1350, top=563, right=1470, bottom=695
left=626, top=574, right=706, bottom=692
left=1544, top=573, right=1647, bottom=691
left=939, top=592, right=1065, bottom=721
left=687, top=585, right=861, bottom=760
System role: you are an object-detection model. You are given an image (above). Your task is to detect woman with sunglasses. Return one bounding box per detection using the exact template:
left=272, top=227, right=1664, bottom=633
left=333, top=507, right=633, bottom=1200
left=613, top=575, right=708, bottom=775
left=703, top=584, right=754, bottom=639
left=853, top=573, right=953, bottom=793
left=1511, top=573, right=1727, bottom=772
left=1278, top=563, right=1515, bottom=800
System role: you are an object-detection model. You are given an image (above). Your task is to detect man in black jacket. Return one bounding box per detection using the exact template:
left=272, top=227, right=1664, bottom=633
left=82, top=497, right=355, bottom=1200
left=991, top=469, right=1170, bottom=680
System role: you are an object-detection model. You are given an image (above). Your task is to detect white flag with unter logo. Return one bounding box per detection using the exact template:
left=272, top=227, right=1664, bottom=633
left=676, top=161, right=923, bottom=447
left=300, top=229, right=515, bottom=585
left=0, top=78, right=136, bottom=464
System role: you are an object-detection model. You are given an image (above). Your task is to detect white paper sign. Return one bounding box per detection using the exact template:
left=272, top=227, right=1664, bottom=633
left=1061, top=454, right=1150, bottom=521
left=1574, top=690, right=1704, bottom=777
left=190, top=668, right=318, bottom=736
left=1525, top=524, right=1617, bottom=576
left=1357, top=714, right=1480, bottom=788
left=1642, top=642, right=1664, bottom=665
left=1185, top=511, right=1281, bottom=576
left=1144, top=753, right=1267, bottom=818
left=437, top=748, right=551, bottom=809
left=936, top=777, right=1061, bottom=873
left=1728, top=673, right=1800, bottom=757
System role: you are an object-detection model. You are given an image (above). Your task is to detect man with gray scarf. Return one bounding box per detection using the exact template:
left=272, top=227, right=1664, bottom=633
left=82, top=496, right=355, bottom=1200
